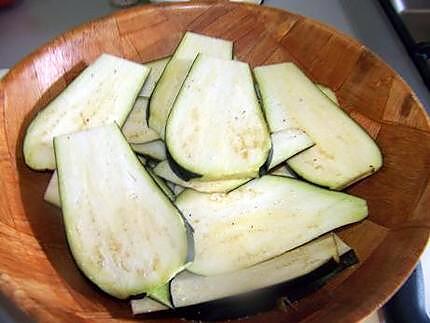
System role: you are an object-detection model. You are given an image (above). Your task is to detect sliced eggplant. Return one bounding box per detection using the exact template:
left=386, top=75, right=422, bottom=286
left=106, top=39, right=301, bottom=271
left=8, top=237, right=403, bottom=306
left=156, top=126, right=306, bottom=190
left=131, top=140, right=166, bottom=160
left=146, top=158, right=160, bottom=170
left=24, top=54, right=149, bottom=170
left=176, top=175, right=367, bottom=275
left=254, top=63, right=383, bottom=189
left=140, top=57, right=170, bottom=97
left=54, top=124, right=188, bottom=299
left=173, top=185, right=185, bottom=196
left=122, top=97, right=159, bottom=144
left=268, top=129, right=314, bottom=169
left=166, top=55, right=271, bottom=180
left=131, top=234, right=355, bottom=315
left=43, top=157, right=157, bottom=209
left=153, top=161, right=250, bottom=193
left=166, top=181, right=176, bottom=192
left=45, top=134, right=173, bottom=208
left=146, top=284, right=172, bottom=307
left=131, top=296, right=168, bottom=314
left=171, top=234, right=349, bottom=307
left=147, top=169, right=175, bottom=201
left=316, top=84, right=338, bottom=104
left=137, top=156, right=147, bottom=165
left=269, top=164, right=296, bottom=178
left=44, top=171, right=60, bottom=207
left=149, top=32, right=233, bottom=138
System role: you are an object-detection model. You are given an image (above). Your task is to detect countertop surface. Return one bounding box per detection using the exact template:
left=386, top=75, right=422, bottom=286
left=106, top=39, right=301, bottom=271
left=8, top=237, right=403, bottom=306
left=0, top=0, right=429, bottom=321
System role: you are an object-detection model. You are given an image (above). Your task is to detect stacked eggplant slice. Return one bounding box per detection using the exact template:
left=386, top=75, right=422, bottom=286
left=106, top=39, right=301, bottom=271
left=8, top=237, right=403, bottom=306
left=23, top=32, right=382, bottom=318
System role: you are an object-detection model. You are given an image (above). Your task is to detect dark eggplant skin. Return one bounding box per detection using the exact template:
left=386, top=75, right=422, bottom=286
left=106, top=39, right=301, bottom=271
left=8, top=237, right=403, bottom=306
left=166, top=148, right=202, bottom=181
left=137, top=249, right=358, bottom=321
left=251, top=63, right=273, bottom=178
left=163, top=53, right=203, bottom=182
left=259, top=145, right=273, bottom=176
left=181, top=213, right=195, bottom=263
left=165, top=54, right=270, bottom=182
left=167, top=146, right=272, bottom=182
left=139, top=55, right=171, bottom=125
left=146, top=38, right=181, bottom=126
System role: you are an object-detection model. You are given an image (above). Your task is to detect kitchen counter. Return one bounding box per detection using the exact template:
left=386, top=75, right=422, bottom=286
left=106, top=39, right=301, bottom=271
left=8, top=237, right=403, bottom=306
left=0, top=0, right=429, bottom=322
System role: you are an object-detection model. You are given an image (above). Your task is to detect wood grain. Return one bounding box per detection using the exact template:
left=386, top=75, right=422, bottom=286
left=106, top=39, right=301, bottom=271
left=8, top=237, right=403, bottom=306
left=0, top=1, right=429, bottom=322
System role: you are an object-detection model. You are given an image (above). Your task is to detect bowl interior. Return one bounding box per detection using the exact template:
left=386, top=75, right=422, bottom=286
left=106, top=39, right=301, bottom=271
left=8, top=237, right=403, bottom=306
left=0, top=1, right=429, bottom=322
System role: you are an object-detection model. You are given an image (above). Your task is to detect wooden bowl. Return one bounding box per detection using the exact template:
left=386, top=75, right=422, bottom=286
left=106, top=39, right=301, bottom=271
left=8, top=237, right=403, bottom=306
left=0, top=1, right=429, bottom=322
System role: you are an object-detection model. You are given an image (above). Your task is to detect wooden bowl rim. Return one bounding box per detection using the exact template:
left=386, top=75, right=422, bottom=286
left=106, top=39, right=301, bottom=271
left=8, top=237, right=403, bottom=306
left=1, top=1, right=429, bottom=321
left=4, top=1, right=429, bottom=124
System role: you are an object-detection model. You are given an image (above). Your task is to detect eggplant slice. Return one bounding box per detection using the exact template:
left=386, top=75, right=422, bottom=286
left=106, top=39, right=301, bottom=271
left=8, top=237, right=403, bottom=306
left=55, top=124, right=188, bottom=299
left=24, top=54, right=149, bottom=170
left=254, top=63, right=382, bottom=189
left=154, top=126, right=309, bottom=192
left=171, top=234, right=349, bottom=307
left=177, top=175, right=367, bottom=275
left=153, top=161, right=250, bottom=193
left=122, top=97, right=159, bottom=144
left=268, top=128, right=314, bottom=169
left=269, top=164, right=297, bottom=178
left=147, top=168, right=175, bottom=201
left=44, top=171, right=60, bottom=207
left=173, top=185, right=185, bottom=196
left=131, top=297, right=168, bottom=314
left=140, top=57, right=170, bottom=98
left=149, top=32, right=233, bottom=138
left=317, top=84, right=338, bottom=104
left=131, top=140, right=166, bottom=160
left=146, top=283, right=172, bottom=308
left=44, top=152, right=172, bottom=207
left=131, top=234, right=358, bottom=320
left=166, top=55, right=271, bottom=180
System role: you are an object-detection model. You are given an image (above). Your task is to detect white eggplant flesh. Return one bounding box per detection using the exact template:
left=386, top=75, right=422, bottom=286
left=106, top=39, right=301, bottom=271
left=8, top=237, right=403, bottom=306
left=153, top=161, right=250, bottom=193
left=173, top=185, right=186, bottom=196
left=130, top=234, right=351, bottom=313
left=42, top=157, right=162, bottom=209
left=146, top=283, right=172, bottom=307
left=147, top=169, right=175, bottom=201
left=131, top=140, right=166, bottom=161
left=131, top=296, right=169, bottom=314
left=269, top=129, right=314, bottom=169
left=177, top=175, right=367, bottom=275
left=317, top=84, right=338, bottom=104
left=24, top=54, right=149, bottom=170
left=166, top=55, right=271, bottom=180
left=43, top=171, right=61, bottom=207
left=171, top=234, right=349, bottom=307
left=269, top=164, right=296, bottom=178
left=54, top=124, right=188, bottom=299
left=122, top=97, right=159, bottom=144
left=149, top=32, right=233, bottom=138
left=140, top=57, right=170, bottom=97
left=254, top=63, right=382, bottom=189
